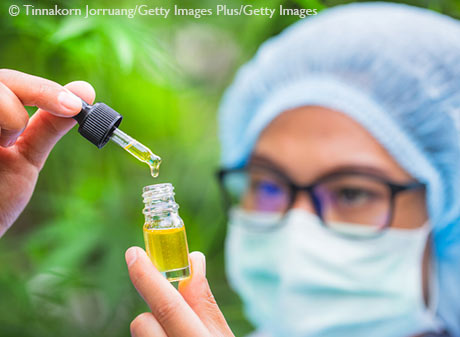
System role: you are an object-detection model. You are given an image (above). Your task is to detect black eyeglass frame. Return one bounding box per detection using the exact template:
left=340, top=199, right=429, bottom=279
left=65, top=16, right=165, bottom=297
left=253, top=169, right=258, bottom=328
left=216, top=163, right=425, bottom=234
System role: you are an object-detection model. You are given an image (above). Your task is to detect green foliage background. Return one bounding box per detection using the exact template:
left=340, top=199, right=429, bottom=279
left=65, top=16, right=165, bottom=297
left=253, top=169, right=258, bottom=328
left=0, top=0, right=458, bottom=336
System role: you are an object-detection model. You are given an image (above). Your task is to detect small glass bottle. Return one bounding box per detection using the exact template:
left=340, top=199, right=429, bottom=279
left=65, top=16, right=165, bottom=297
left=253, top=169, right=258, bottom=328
left=142, top=183, right=191, bottom=282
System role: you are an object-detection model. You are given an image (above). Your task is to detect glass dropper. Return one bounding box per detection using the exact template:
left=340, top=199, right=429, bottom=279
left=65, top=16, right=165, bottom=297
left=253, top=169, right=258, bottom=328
left=110, top=128, right=161, bottom=178
left=73, top=99, right=161, bottom=178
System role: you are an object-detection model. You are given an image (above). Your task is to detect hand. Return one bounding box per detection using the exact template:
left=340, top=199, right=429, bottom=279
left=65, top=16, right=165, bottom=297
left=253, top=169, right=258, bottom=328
left=125, top=247, right=235, bottom=337
left=0, top=69, right=95, bottom=237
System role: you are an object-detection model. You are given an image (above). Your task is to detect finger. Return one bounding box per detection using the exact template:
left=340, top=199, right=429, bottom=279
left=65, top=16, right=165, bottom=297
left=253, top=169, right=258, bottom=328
left=130, top=312, right=167, bottom=337
left=179, top=252, right=233, bottom=336
left=0, top=81, right=29, bottom=147
left=0, top=69, right=82, bottom=117
left=15, top=81, right=95, bottom=169
left=125, top=246, right=210, bottom=337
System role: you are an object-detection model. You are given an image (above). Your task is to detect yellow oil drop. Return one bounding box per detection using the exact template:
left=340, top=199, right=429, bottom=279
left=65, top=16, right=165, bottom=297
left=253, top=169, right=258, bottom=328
left=148, top=157, right=161, bottom=178
left=124, top=141, right=161, bottom=178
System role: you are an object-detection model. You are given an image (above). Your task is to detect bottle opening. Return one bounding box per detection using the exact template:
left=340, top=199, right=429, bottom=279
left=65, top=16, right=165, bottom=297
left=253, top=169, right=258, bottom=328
left=143, top=183, right=178, bottom=216
left=143, top=183, right=174, bottom=196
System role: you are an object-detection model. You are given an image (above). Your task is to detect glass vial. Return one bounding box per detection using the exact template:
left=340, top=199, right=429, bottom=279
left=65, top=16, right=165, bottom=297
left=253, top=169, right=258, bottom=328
left=142, top=183, right=190, bottom=282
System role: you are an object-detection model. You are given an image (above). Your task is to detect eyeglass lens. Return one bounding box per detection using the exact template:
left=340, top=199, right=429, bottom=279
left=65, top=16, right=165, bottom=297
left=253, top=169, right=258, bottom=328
left=222, top=167, right=392, bottom=232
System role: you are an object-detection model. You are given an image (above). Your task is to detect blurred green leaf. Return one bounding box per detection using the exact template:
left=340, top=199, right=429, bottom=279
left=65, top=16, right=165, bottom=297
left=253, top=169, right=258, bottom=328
left=50, top=17, right=95, bottom=43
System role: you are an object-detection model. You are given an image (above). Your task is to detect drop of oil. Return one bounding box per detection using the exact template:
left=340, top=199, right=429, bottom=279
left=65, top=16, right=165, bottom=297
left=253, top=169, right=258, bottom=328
left=148, top=156, right=162, bottom=178
left=123, top=139, right=162, bottom=178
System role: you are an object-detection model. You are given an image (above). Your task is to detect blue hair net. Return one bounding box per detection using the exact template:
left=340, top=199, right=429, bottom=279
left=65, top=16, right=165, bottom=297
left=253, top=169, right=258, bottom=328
left=218, top=2, right=460, bottom=334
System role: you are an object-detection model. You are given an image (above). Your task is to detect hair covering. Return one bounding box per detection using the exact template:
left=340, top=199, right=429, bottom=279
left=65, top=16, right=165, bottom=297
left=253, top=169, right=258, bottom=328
left=218, top=2, right=460, bottom=334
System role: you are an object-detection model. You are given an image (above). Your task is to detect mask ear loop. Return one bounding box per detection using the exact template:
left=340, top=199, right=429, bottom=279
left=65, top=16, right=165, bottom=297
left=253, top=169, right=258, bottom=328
left=428, top=237, right=441, bottom=320
left=423, top=230, right=444, bottom=331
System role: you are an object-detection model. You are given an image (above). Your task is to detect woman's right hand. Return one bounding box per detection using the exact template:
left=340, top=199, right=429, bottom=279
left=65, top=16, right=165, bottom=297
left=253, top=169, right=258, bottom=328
left=0, top=69, right=95, bottom=237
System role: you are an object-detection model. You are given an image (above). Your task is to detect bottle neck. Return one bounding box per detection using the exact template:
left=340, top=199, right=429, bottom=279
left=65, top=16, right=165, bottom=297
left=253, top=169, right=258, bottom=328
left=143, top=183, right=179, bottom=221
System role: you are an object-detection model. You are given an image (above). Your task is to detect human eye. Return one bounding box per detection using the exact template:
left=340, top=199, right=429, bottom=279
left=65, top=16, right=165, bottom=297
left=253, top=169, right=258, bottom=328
left=333, top=186, right=381, bottom=208
left=245, top=175, right=288, bottom=212
left=251, top=179, right=284, bottom=196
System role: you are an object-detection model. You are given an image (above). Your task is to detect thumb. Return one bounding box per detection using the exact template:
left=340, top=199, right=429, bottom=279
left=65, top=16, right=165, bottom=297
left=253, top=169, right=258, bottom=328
left=179, top=252, right=234, bottom=337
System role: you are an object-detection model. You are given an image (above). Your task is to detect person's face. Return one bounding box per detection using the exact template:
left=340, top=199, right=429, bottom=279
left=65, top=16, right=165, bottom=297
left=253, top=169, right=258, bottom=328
left=251, top=106, right=428, bottom=229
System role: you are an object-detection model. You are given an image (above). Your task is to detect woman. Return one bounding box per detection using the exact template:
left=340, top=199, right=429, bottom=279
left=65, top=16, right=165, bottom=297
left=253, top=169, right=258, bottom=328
left=1, top=2, right=459, bottom=337
left=126, top=2, right=460, bottom=337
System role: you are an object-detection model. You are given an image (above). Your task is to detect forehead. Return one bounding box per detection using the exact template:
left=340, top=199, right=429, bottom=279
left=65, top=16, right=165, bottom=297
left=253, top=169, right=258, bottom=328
left=252, top=106, right=412, bottom=183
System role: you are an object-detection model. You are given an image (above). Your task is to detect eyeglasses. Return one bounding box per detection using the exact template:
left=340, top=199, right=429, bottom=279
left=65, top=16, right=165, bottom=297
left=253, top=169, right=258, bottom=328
left=217, top=162, right=425, bottom=237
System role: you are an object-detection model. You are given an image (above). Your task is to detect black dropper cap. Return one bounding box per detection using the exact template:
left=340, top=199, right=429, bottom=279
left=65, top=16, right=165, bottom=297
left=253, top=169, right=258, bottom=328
left=73, top=100, right=123, bottom=149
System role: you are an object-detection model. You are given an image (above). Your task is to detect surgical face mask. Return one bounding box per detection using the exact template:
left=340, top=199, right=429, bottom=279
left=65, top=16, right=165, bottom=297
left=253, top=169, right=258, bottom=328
left=225, top=208, right=441, bottom=337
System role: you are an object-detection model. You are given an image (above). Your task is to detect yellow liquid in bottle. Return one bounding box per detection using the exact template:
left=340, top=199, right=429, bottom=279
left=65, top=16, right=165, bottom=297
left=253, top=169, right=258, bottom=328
left=124, top=142, right=161, bottom=178
left=143, top=225, right=190, bottom=282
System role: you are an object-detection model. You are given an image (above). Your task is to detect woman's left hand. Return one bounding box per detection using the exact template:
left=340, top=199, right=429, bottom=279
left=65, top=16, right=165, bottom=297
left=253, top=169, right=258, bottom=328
left=125, top=247, right=235, bottom=337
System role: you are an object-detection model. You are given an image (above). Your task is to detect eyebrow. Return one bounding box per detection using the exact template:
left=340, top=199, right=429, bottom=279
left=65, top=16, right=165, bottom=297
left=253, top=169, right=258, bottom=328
left=248, top=154, right=283, bottom=170
left=248, top=153, right=402, bottom=183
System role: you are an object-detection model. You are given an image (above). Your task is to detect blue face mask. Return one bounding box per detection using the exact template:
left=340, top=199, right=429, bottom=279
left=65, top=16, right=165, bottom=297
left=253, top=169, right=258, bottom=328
left=225, top=208, right=441, bottom=337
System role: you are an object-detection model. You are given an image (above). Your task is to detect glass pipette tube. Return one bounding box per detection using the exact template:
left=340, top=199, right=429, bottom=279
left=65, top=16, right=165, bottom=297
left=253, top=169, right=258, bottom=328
left=110, top=128, right=161, bottom=178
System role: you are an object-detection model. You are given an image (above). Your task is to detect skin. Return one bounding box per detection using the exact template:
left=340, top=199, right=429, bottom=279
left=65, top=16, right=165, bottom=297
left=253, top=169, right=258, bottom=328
left=253, top=106, right=428, bottom=229
left=254, top=106, right=431, bottom=317
left=0, top=69, right=95, bottom=237
left=125, top=248, right=234, bottom=337
left=126, top=106, right=431, bottom=336
left=0, top=69, right=233, bottom=337
left=0, top=70, right=430, bottom=336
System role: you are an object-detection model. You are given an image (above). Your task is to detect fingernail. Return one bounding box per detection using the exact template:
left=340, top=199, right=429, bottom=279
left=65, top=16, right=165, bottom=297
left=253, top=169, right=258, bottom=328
left=1, top=140, right=13, bottom=147
left=195, top=252, right=206, bottom=276
left=0, top=130, right=23, bottom=147
left=6, top=138, right=17, bottom=147
left=126, top=247, right=138, bottom=267
left=58, top=91, right=82, bottom=113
